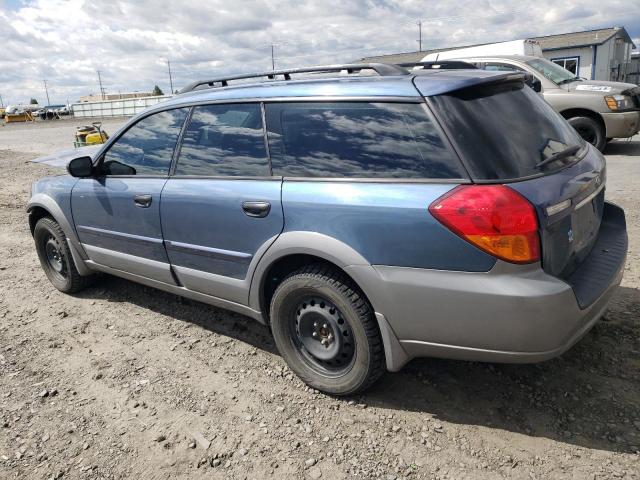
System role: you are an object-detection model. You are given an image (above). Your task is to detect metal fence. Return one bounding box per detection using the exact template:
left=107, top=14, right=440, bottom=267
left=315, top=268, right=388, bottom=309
left=71, top=95, right=173, bottom=118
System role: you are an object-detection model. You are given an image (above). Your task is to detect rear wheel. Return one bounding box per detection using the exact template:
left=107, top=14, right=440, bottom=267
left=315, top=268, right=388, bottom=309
left=269, top=264, right=385, bottom=395
left=34, top=217, right=94, bottom=293
left=567, top=116, right=606, bottom=152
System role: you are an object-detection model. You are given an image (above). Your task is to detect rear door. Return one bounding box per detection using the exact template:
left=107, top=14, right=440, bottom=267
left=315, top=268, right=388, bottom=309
left=160, top=103, right=283, bottom=304
left=71, top=108, right=189, bottom=283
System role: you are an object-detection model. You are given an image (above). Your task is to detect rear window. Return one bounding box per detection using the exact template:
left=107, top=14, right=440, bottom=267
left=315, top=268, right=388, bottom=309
left=430, top=82, right=584, bottom=180
left=265, top=102, right=466, bottom=179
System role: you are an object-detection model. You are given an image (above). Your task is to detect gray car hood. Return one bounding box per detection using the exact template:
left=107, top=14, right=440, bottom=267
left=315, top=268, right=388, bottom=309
left=566, top=79, right=638, bottom=94
left=29, top=145, right=101, bottom=168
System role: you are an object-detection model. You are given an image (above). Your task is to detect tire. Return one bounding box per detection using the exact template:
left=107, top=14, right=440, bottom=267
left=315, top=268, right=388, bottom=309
left=269, top=264, right=385, bottom=395
left=567, top=116, right=606, bottom=152
left=34, top=217, right=94, bottom=293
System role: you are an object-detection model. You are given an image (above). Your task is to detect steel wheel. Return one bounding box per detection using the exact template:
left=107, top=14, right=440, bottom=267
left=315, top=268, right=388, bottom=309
left=43, top=234, right=67, bottom=281
left=291, top=296, right=356, bottom=377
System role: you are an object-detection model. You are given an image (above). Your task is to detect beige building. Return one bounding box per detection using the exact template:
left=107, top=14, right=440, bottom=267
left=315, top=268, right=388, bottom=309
left=78, top=92, right=155, bottom=103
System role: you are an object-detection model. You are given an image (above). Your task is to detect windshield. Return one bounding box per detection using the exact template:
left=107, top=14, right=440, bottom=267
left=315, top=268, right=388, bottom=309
left=430, top=81, right=585, bottom=180
left=526, top=58, right=580, bottom=85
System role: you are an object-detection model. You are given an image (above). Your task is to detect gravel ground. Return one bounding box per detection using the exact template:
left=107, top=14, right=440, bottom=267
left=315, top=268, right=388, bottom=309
left=0, top=119, right=639, bottom=479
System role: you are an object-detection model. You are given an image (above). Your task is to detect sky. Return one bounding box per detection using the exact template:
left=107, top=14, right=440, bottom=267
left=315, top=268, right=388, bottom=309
left=0, top=0, right=639, bottom=106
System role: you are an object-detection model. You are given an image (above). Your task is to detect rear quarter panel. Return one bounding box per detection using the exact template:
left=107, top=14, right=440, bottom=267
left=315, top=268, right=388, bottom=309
left=280, top=181, right=496, bottom=271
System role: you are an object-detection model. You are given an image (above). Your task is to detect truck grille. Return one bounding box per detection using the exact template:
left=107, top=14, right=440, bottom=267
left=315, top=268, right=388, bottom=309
left=622, top=86, right=640, bottom=108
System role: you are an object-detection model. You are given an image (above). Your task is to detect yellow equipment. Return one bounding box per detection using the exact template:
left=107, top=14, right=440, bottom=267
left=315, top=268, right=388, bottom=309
left=74, top=122, right=109, bottom=147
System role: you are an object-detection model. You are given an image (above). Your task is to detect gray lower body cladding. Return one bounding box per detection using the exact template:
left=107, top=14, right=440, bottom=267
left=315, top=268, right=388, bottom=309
left=347, top=209, right=626, bottom=368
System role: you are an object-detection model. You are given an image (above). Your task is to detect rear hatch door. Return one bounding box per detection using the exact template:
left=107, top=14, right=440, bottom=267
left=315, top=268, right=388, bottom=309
left=425, top=76, right=605, bottom=279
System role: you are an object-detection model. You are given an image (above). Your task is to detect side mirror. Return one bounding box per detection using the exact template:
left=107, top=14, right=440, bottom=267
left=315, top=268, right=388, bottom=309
left=532, top=78, right=542, bottom=93
left=523, top=73, right=543, bottom=93
left=67, top=156, right=94, bottom=177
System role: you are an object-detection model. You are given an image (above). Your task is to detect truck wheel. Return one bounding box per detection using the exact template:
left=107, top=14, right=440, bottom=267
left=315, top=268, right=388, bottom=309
left=568, top=116, right=606, bottom=152
left=269, top=264, right=385, bottom=396
left=34, top=217, right=94, bottom=293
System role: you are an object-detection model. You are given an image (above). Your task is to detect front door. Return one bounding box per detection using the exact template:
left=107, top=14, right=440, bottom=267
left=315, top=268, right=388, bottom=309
left=71, top=108, right=189, bottom=283
left=160, top=103, right=283, bottom=303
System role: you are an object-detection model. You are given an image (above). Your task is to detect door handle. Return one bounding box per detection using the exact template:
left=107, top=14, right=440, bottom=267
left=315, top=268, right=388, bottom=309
left=242, top=201, right=271, bottom=218
left=133, top=194, right=152, bottom=208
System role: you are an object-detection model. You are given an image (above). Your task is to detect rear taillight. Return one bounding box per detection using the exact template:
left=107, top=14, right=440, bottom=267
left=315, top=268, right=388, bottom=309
left=429, top=185, right=540, bottom=264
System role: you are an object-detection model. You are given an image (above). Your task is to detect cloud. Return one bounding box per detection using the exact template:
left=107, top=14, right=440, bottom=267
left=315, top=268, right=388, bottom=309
left=0, top=0, right=638, bottom=105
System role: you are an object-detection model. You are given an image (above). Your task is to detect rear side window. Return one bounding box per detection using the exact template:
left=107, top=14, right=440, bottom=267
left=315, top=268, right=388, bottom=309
left=175, top=103, right=269, bottom=176
left=102, top=108, right=188, bottom=175
left=265, top=102, right=465, bottom=179
left=430, top=82, right=584, bottom=180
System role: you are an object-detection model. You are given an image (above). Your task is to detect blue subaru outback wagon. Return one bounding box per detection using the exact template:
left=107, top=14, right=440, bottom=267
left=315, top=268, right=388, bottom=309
left=28, top=63, right=628, bottom=395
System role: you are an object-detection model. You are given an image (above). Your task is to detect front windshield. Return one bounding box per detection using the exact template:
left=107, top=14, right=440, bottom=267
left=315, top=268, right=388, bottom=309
left=526, top=58, right=579, bottom=85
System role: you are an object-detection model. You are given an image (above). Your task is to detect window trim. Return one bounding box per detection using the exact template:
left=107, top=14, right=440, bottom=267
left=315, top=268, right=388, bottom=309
left=550, top=56, right=580, bottom=76
left=93, top=105, right=191, bottom=178
left=262, top=99, right=471, bottom=183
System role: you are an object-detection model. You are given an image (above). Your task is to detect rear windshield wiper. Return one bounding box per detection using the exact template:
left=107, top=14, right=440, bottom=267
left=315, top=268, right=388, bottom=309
left=535, top=144, right=582, bottom=169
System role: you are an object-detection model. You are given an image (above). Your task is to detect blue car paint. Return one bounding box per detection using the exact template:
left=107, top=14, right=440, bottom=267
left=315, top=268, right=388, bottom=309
left=280, top=181, right=497, bottom=272
left=31, top=176, right=78, bottom=223
left=71, top=177, right=169, bottom=263
left=160, top=178, right=284, bottom=280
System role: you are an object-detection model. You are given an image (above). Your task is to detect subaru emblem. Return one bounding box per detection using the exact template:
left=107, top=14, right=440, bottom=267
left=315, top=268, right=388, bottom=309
left=567, top=228, right=574, bottom=243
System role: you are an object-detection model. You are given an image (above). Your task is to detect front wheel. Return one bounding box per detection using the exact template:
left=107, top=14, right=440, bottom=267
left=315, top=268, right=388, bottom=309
left=269, top=264, right=385, bottom=395
left=34, top=217, right=94, bottom=293
left=567, top=116, right=606, bottom=152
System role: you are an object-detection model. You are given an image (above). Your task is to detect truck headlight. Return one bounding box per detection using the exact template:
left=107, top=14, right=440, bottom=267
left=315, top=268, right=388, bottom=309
left=604, top=94, right=634, bottom=111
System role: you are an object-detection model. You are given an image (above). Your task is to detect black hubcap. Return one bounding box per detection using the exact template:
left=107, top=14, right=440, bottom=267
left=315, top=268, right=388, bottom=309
left=293, top=297, right=355, bottom=375
left=44, top=236, right=65, bottom=275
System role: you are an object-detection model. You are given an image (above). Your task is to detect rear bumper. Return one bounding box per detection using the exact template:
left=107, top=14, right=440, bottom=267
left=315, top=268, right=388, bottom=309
left=348, top=203, right=627, bottom=370
left=601, top=110, right=640, bottom=138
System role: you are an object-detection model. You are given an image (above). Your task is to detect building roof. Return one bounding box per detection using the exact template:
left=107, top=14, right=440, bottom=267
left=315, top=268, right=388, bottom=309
left=531, top=27, right=636, bottom=50
left=360, top=27, right=636, bottom=64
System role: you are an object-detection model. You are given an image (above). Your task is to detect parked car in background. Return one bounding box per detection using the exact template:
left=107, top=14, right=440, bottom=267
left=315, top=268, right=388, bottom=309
left=28, top=63, right=627, bottom=395
left=421, top=54, right=640, bottom=151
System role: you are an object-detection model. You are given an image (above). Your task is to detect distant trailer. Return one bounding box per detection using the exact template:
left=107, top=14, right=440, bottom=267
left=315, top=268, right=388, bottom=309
left=71, top=95, right=173, bottom=118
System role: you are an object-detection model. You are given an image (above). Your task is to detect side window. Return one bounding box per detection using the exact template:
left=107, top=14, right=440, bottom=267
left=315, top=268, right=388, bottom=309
left=102, top=108, right=188, bottom=175
left=484, top=63, right=523, bottom=72
left=174, top=103, right=269, bottom=176
left=265, top=102, right=465, bottom=179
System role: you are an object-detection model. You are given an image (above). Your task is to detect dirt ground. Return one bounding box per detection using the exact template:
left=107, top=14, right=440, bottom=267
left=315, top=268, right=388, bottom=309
left=0, top=118, right=639, bottom=479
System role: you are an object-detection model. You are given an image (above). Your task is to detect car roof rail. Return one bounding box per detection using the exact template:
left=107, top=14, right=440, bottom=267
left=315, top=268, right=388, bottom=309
left=397, top=61, right=478, bottom=70
left=179, top=63, right=410, bottom=93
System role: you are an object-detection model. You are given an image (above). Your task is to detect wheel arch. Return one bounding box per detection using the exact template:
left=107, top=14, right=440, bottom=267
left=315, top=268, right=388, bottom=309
left=559, top=108, right=606, bottom=131
left=248, top=231, right=409, bottom=372
left=250, top=233, right=373, bottom=315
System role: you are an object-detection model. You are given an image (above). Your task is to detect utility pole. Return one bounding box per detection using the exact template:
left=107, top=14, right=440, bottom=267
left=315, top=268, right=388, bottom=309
left=0, top=92, right=4, bottom=108
left=417, top=20, right=423, bottom=51
left=271, top=43, right=275, bottom=70
left=97, top=70, right=105, bottom=100
left=43, top=79, right=51, bottom=106
left=167, top=60, right=174, bottom=94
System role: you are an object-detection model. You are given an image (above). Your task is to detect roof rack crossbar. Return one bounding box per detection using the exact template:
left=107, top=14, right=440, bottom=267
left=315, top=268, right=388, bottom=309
left=179, top=63, right=409, bottom=93
left=397, top=61, right=477, bottom=70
